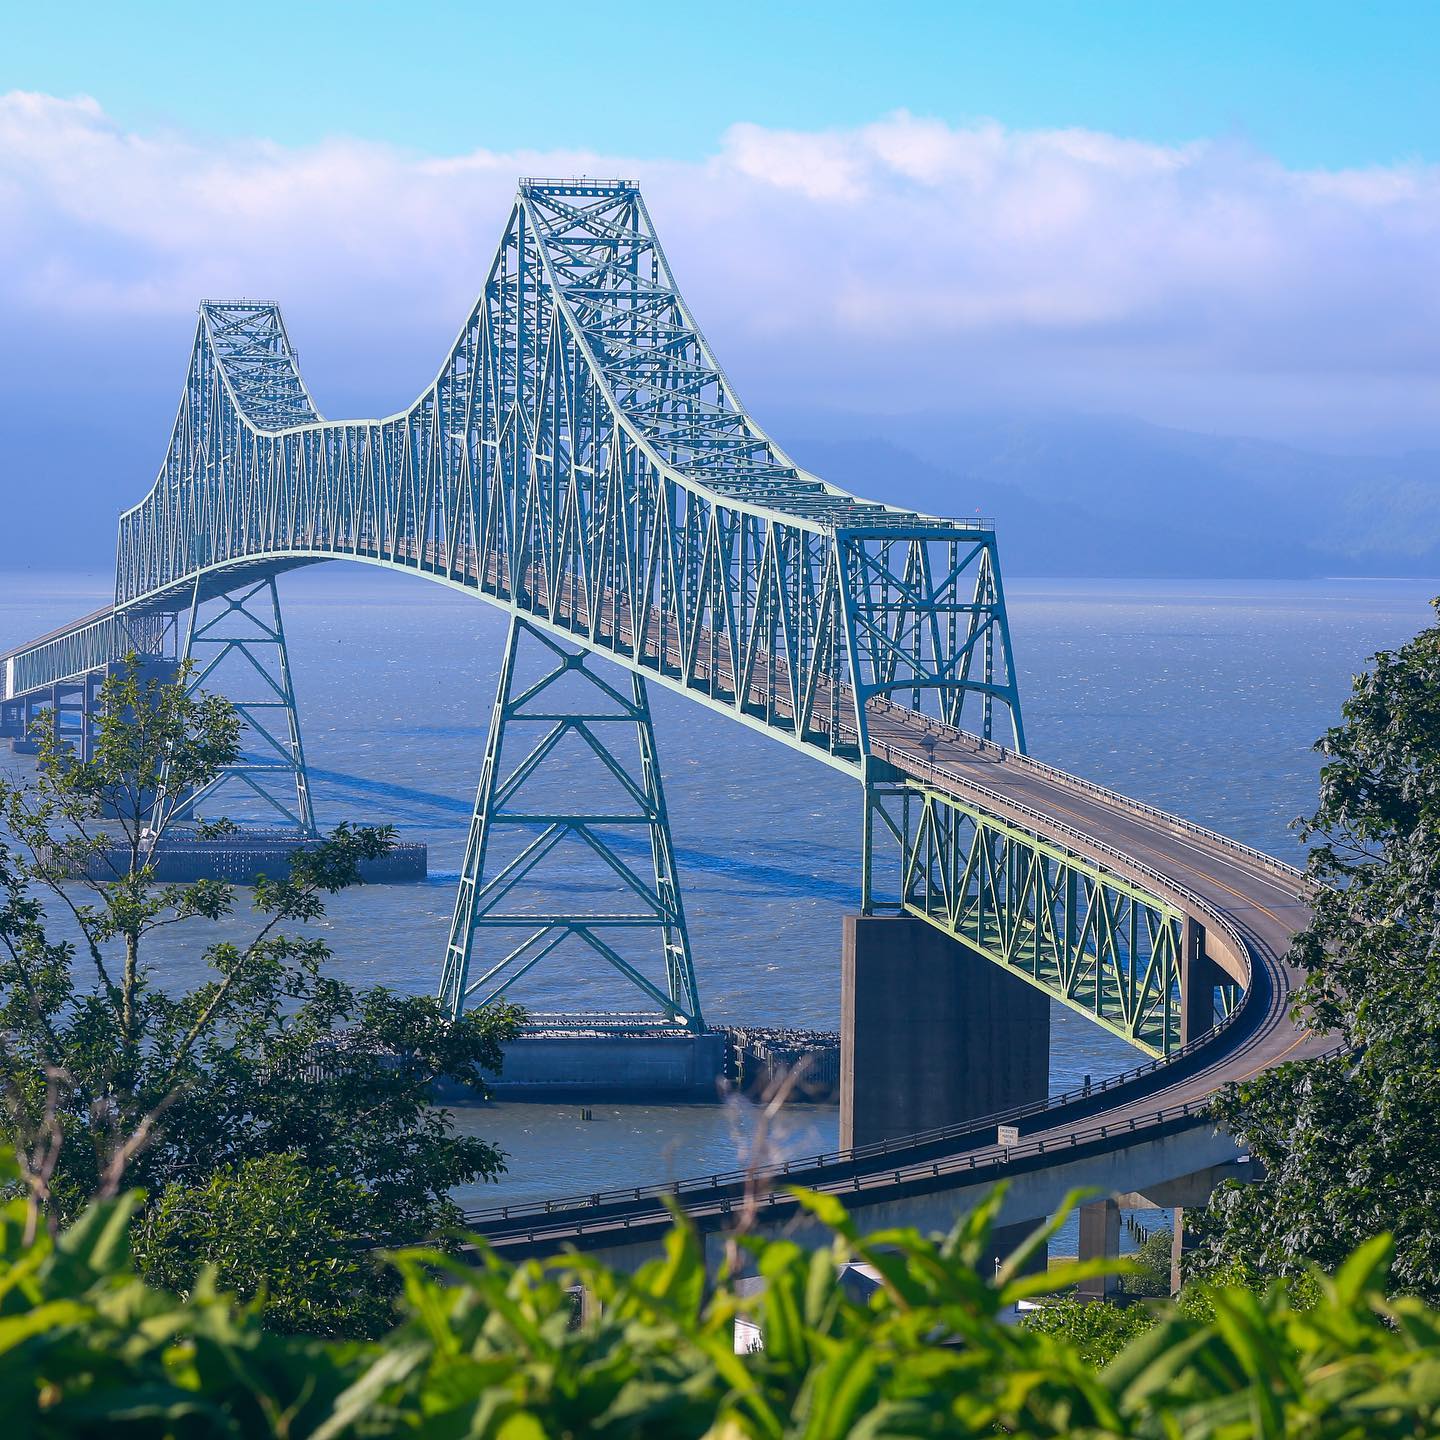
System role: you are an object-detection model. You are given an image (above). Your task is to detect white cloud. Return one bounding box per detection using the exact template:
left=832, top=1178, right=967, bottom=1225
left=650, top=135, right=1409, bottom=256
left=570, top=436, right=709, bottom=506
left=2, top=91, right=1439, bottom=443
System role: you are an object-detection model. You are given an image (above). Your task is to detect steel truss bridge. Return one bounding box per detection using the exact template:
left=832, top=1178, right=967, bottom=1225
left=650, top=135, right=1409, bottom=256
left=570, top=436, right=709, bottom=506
left=1, top=181, right=1320, bottom=1231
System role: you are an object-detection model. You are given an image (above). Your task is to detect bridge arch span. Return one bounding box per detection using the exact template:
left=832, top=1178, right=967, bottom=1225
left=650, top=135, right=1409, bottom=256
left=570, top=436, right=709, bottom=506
left=0, top=180, right=1317, bottom=1154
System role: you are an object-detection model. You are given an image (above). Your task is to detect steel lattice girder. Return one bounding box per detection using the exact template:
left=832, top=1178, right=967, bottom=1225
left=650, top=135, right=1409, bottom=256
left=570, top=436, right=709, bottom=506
left=895, top=785, right=1186, bottom=1055
left=91, top=179, right=1021, bottom=767
left=1, top=179, right=1219, bottom=1045
left=4, top=610, right=172, bottom=699
left=438, top=616, right=702, bottom=1027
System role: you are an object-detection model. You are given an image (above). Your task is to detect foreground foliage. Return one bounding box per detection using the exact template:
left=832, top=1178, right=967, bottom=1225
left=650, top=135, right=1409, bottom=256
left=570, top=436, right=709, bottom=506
left=6, top=1171, right=1440, bottom=1438
left=1196, top=597, right=1440, bottom=1299
left=0, top=657, right=519, bottom=1334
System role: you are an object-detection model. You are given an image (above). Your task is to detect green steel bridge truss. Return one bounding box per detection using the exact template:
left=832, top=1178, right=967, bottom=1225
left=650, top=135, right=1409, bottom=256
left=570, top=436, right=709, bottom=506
left=0, top=179, right=1207, bottom=1051
left=890, top=787, right=1186, bottom=1055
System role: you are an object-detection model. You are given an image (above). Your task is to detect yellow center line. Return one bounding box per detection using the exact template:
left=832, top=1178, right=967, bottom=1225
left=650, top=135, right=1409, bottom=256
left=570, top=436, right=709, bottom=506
left=1232, top=1026, right=1313, bottom=1083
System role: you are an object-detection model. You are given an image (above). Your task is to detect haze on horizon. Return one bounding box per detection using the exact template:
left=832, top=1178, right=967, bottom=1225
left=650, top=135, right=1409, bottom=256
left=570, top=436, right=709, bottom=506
left=2, top=1, right=1438, bottom=578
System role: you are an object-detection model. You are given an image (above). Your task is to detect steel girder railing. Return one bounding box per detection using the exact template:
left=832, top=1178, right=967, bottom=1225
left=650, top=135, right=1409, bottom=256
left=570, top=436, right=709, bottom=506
left=897, top=787, right=1185, bottom=1054
left=2, top=609, right=173, bottom=700
left=467, top=1104, right=1213, bottom=1243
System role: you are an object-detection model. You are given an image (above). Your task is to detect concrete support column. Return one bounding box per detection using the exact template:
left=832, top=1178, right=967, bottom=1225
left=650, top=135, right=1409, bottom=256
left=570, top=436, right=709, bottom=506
left=839, top=916, right=1053, bottom=1277
left=1180, top=917, right=1224, bottom=1047
left=1169, top=1206, right=1203, bottom=1294
left=1077, top=1197, right=1122, bottom=1298
left=840, top=915, right=1051, bottom=1150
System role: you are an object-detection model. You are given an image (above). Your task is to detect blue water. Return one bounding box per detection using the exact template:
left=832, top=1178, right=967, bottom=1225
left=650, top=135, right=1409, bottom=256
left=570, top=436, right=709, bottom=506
left=1, top=568, right=1435, bottom=1225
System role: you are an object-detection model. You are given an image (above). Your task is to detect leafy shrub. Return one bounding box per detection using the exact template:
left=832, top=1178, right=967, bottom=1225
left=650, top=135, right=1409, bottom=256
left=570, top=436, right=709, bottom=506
left=1120, top=1226, right=1173, bottom=1297
left=7, top=1163, right=1440, bottom=1437
left=135, top=1153, right=399, bottom=1338
left=1019, top=1294, right=1157, bottom=1365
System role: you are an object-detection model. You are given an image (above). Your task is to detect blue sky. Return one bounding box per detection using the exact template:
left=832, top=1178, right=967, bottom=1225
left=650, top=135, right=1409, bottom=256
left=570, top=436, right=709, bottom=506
left=6, top=0, right=1438, bottom=169
left=3, top=2, right=1440, bottom=568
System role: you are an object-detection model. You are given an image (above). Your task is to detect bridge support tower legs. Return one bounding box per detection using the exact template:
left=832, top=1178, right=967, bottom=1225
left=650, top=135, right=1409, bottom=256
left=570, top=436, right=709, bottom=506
left=160, top=576, right=317, bottom=835
left=438, top=616, right=702, bottom=1029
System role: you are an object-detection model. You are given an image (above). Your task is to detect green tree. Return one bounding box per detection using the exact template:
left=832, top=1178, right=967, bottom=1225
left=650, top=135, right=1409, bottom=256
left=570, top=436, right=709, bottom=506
left=0, top=656, right=520, bottom=1329
left=1119, top=1225, right=1173, bottom=1298
left=1019, top=1293, right=1157, bottom=1365
left=1194, top=598, right=1440, bottom=1297
left=138, top=1153, right=397, bottom=1338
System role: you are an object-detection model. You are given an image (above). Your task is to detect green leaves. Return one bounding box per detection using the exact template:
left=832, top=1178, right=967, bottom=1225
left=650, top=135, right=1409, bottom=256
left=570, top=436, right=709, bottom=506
left=1, top=1168, right=1439, bottom=1437
left=0, top=657, right=521, bottom=1332
left=1196, top=599, right=1440, bottom=1304
left=135, top=1156, right=398, bottom=1339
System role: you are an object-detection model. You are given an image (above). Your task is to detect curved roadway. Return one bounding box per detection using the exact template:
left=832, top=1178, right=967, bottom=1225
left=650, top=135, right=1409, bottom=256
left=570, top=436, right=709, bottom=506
left=464, top=703, right=1326, bottom=1258
left=1, top=565, right=1327, bottom=1258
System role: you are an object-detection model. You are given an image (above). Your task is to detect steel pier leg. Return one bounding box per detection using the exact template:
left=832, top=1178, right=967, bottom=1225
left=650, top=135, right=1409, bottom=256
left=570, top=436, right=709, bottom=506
left=157, top=575, right=316, bottom=835
left=439, top=616, right=702, bottom=1029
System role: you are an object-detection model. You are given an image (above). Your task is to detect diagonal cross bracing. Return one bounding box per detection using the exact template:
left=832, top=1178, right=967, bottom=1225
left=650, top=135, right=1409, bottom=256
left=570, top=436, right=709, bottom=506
left=438, top=616, right=702, bottom=1027
left=894, top=786, right=1185, bottom=1054
left=0, top=177, right=1232, bottom=1053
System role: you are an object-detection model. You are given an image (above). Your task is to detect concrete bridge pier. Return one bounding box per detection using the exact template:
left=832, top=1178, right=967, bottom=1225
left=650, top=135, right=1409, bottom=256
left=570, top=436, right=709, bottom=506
left=1072, top=1161, right=1252, bottom=1297
left=839, top=914, right=1051, bottom=1268
left=1077, top=1198, right=1123, bottom=1298
left=1181, top=917, right=1226, bottom=1047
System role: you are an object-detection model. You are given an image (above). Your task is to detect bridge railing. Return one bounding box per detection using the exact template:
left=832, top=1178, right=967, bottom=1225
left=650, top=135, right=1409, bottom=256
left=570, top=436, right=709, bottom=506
left=1000, top=744, right=1307, bottom=883
left=468, top=1047, right=1352, bottom=1241
left=870, top=735, right=1256, bottom=988
left=871, top=696, right=1307, bottom=885
left=2, top=609, right=114, bottom=699
left=470, top=1105, right=1210, bottom=1239
left=461, top=1008, right=1313, bottom=1229
left=2, top=607, right=176, bottom=701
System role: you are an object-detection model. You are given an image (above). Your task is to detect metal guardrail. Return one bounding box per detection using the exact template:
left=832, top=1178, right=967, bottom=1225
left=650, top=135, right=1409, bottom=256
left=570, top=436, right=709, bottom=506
left=872, top=736, right=1256, bottom=987
left=472, top=1049, right=1351, bottom=1242
left=480, top=1105, right=1207, bottom=1241
left=460, top=998, right=1281, bottom=1228
left=872, top=699, right=1307, bottom=886
left=1004, top=747, right=1305, bottom=882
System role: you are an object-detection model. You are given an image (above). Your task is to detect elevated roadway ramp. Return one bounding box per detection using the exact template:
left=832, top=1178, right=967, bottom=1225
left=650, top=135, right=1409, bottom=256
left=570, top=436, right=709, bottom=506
left=464, top=735, right=1324, bottom=1267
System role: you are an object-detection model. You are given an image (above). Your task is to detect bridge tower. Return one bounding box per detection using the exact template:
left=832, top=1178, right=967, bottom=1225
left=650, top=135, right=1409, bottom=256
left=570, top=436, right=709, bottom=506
left=438, top=617, right=703, bottom=1030
left=159, top=576, right=317, bottom=835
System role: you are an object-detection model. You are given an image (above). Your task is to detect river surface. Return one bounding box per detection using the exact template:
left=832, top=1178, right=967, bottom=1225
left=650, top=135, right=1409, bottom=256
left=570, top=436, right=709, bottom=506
left=1, top=569, right=1434, bottom=1235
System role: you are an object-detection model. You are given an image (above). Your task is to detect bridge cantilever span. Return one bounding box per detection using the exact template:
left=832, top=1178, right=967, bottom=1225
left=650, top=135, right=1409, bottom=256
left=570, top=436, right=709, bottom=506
left=1, top=178, right=1319, bottom=1240
left=462, top=754, right=1321, bottom=1266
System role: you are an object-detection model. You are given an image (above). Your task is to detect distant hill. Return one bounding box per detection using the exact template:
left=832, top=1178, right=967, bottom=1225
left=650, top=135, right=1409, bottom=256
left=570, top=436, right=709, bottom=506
left=775, top=411, right=1440, bottom=579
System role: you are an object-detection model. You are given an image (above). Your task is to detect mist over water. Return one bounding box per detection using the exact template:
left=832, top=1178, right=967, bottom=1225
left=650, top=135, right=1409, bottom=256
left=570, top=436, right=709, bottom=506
left=1, top=568, right=1434, bottom=1219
